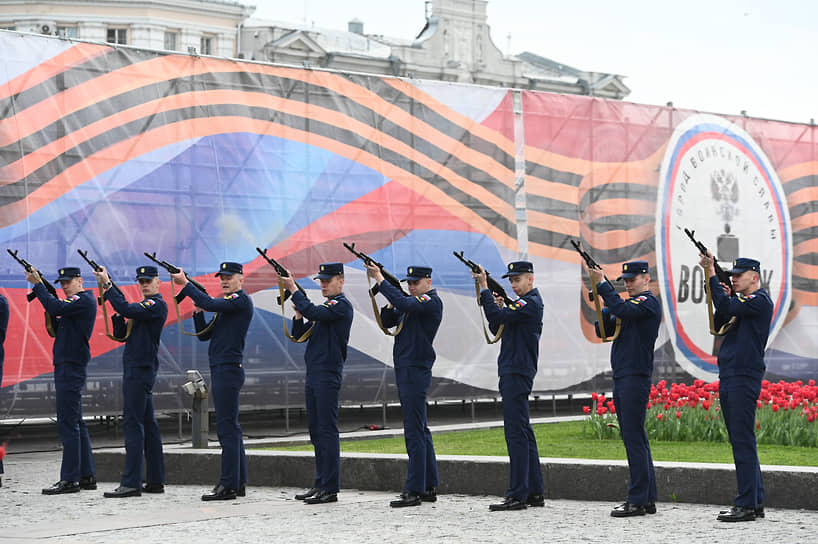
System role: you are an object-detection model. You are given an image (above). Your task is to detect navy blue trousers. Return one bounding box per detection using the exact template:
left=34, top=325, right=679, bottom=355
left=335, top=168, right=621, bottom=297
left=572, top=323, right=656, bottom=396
left=395, top=366, right=439, bottom=494
left=720, top=376, right=765, bottom=508
left=211, top=364, right=247, bottom=490
left=499, top=373, right=544, bottom=500
left=305, top=378, right=340, bottom=492
left=120, top=366, right=165, bottom=488
left=54, top=363, right=95, bottom=482
left=613, top=376, right=657, bottom=505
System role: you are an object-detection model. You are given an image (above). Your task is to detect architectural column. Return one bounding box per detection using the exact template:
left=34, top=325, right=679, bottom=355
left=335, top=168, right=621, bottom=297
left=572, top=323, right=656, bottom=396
left=78, top=21, right=106, bottom=43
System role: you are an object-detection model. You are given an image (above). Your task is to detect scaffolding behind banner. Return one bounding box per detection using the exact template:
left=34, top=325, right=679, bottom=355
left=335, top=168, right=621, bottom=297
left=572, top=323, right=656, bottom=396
left=0, top=31, right=815, bottom=418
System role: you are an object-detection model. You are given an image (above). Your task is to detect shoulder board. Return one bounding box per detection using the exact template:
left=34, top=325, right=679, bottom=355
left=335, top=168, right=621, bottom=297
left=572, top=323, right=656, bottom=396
left=63, top=294, right=80, bottom=303
left=415, top=294, right=432, bottom=302
left=224, top=293, right=240, bottom=300
left=737, top=293, right=756, bottom=302
left=140, top=299, right=156, bottom=308
left=324, top=299, right=339, bottom=307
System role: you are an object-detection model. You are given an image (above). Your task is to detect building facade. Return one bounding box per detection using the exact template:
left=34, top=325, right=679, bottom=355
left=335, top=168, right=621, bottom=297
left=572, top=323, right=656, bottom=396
left=242, top=0, right=629, bottom=98
left=0, top=0, right=628, bottom=99
left=0, top=0, right=253, bottom=57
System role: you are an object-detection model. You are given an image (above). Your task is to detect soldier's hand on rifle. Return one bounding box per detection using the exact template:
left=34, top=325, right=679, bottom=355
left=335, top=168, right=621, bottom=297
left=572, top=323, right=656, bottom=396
left=471, top=265, right=488, bottom=291
left=292, top=304, right=302, bottom=320
left=492, top=293, right=504, bottom=308
left=364, top=262, right=384, bottom=283
left=93, top=266, right=111, bottom=286
left=698, top=251, right=716, bottom=276
left=279, top=271, right=296, bottom=293
left=25, top=269, right=42, bottom=284
left=169, top=269, right=188, bottom=287
left=588, top=266, right=604, bottom=286
left=192, top=304, right=203, bottom=314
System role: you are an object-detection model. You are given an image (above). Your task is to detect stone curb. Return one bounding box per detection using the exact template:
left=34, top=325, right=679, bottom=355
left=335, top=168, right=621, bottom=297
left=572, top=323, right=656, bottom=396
left=93, top=446, right=818, bottom=510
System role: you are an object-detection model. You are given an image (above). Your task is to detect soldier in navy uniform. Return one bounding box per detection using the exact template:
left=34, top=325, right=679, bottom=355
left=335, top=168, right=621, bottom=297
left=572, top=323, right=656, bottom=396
left=473, top=261, right=545, bottom=511
left=280, top=262, right=353, bottom=505
left=0, top=292, right=8, bottom=487
left=699, top=254, right=772, bottom=522
left=170, top=262, right=253, bottom=501
left=587, top=260, right=662, bottom=517
left=26, top=267, right=97, bottom=495
left=365, top=264, right=443, bottom=507
left=94, top=265, right=168, bottom=498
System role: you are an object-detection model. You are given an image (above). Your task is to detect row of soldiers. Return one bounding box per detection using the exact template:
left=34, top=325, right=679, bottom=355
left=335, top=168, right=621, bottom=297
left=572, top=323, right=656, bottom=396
left=5, top=247, right=771, bottom=521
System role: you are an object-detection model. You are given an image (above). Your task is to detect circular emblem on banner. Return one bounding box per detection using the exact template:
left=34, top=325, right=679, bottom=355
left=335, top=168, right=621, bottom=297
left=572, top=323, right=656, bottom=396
left=655, top=114, right=792, bottom=379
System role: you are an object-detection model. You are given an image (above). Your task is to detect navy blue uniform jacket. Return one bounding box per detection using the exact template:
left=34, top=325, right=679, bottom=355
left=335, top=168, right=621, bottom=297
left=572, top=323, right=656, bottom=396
left=33, top=283, right=96, bottom=365
left=183, top=285, right=254, bottom=366
left=378, top=281, right=443, bottom=370
left=596, top=283, right=662, bottom=379
left=480, top=287, right=543, bottom=379
left=709, top=276, right=772, bottom=380
left=291, top=291, right=353, bottom=383
left=104, top=289, right=168, bottom=369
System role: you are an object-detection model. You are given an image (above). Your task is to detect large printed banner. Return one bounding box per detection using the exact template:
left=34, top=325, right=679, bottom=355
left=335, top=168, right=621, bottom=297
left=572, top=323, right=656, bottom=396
left=0, top=32, right=815, bottom=417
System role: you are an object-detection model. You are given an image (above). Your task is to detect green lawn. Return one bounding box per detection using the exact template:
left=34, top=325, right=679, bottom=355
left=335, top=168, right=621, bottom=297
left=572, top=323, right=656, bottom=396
left=268, top=420, right=818, bottom=466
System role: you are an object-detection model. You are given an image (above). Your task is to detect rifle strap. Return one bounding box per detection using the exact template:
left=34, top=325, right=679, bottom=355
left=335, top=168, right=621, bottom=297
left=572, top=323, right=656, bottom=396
left=44, top=311, right=57, bottom=338
left=472, top=278, right=503, bottom=344
left=168, top=279, right=219, bottom=337
left=95, top=277, right=134, bottom=342
left=590, top=278, right=621, bottom=343
left=277, top=280, right=313, bottom=343
left=367, top=274, right=404, bottom=336
left=704, top=274, right=735, bottom=336
left=32, top=278, right=57, bottom=338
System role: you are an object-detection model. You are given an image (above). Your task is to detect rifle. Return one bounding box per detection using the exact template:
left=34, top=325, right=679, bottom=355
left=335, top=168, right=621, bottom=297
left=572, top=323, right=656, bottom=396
left=683, top=228, right=735, bottom=335
left=452, top=251, right=513, bottom=306
left=343, top=242, right=409, bottom=297
left=77, top=249, right=126, bottom=304
left=7, top=248, right=59, bottom=337
left=255, top=247, right=307, bottom=304
left=570, top=240, right=621, bottom=342
left=7, top=249, right=59, bottom=302
left=683, top=228, right=734, bottom=296
left=77, top=249, right=134, bottom=341
left=143, top=252, right=208, bottom=303
left=255, top=247, right=313, bottom=343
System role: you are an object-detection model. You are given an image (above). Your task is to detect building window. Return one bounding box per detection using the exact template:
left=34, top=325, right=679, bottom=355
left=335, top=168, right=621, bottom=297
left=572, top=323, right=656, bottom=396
left=200, top=35, right=215, bottom=55
left=164, top=30, right=178, bottom=51
left=106, top=27, right=128, bottom=45
left=57, top=26, right=78, bottom=38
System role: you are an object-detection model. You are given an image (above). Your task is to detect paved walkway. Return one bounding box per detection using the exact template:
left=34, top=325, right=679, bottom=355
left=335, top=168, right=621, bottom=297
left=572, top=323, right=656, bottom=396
left=0, top=451, right=815, bottom=543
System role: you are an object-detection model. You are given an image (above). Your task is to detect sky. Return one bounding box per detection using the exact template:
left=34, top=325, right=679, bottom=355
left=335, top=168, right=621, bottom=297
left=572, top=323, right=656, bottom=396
left=249, top=0, right=816, bottom=125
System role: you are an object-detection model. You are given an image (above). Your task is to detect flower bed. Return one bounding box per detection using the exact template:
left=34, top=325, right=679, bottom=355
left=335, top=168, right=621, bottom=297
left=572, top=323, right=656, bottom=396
left=582, top=379, right=818, bottom=447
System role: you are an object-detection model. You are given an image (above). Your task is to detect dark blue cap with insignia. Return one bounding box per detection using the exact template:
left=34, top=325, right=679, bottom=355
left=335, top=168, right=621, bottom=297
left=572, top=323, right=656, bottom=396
left=214, top=261, right=243, bottom=276
left=501, top=261, right=534, bottom=278
left=617, top=260, right=649, bottom=280
left=314, top=262, right=344, bottom=279
left=135, top=265, right=159, bottom=280
left=728, top=257, right=760, bottom=275
left=55, top=267, right=82, bottom=281
left=402, top=265, right=432, bottom=281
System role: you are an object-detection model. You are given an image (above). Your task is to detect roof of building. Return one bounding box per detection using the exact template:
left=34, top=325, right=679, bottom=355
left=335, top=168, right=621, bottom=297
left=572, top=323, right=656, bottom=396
left=245, top=17, right=393, bottom=58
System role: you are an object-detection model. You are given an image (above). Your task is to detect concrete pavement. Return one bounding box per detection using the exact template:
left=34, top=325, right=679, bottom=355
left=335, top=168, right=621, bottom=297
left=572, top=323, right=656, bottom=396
left=0, top=450, right=815, bottom=543
left=1, top=413, right=817, bottom=543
